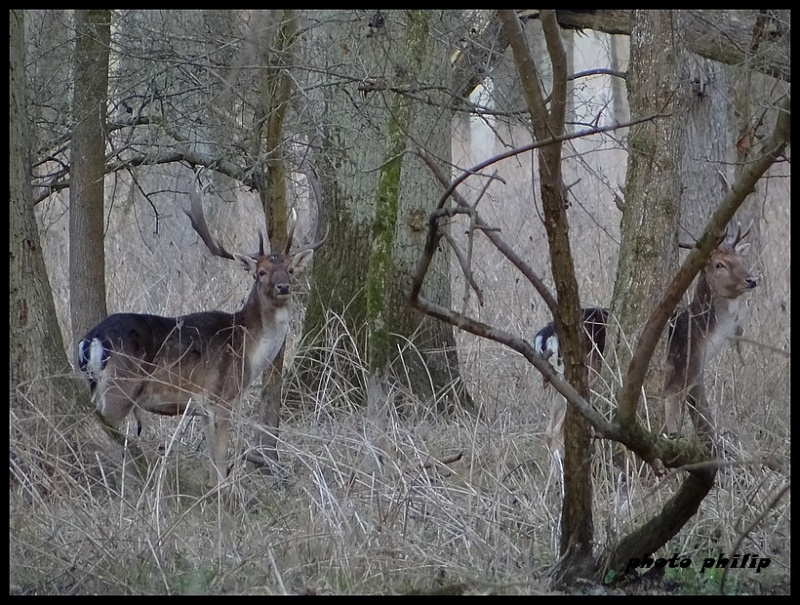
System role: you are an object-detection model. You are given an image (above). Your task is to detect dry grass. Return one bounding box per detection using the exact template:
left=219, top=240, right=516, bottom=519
left=9, top=294, right=790, bottom=594
left=15, top=120, right=789, bottom=594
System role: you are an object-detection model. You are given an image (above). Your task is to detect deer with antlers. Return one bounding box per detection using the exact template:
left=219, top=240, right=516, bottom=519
left=76, top=176, right=318, bottom=483
left=662, top=225, right=756, bottom=436
left=534, top=225, right=757, bottom=464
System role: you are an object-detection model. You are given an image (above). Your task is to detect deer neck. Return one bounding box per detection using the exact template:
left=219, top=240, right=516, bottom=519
left=689, top=270, right=741, bottom=365
left=236, top=284, right=292, bottom=384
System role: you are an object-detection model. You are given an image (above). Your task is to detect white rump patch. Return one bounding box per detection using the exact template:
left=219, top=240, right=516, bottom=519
left=78, top=337, right=107, bottom=379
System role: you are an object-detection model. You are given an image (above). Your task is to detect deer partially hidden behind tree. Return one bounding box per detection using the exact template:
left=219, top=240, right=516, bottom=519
left=534, top=225, right=757, bottom=469
left=76, top=175, right=318, bottom=484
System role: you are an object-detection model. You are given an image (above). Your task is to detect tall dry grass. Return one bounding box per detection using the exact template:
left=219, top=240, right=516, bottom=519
left=13, top=119, right=789, bottom=594
left=9, top=288, right=790, bottom=594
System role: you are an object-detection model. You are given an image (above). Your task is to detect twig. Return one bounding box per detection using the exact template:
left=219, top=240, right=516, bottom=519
left=731, top=335, right=790, bottom=358
left=422, top=451, right=464, bottom=470
left=720, top=482, right=790, bottom=595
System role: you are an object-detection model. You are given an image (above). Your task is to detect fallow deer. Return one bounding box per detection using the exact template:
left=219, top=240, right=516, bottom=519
left=533, top=307, right=607, bottom=477
left=662, top=226, right=756, bottom=436
left=76, top=176, right=318, bottom=483
left=533, top=226, right=756, bottom=463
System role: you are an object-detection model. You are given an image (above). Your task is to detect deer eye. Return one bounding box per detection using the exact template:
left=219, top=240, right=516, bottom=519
left=288, top=267, right=295, bottom=274
left=715, top=262, right=725, bottom=270
left=258, top=269, right=268, bottom=278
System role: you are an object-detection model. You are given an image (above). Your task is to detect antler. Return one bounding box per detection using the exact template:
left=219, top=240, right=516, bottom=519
left=306, top=223, right=329, bottom=252
left=280, top=208, right=329, bottom=255
left=183, top=174, right=235, bottom=260
left=722, top=222, right=752, bottom=251
left=283, top=208, right=296, bottom=255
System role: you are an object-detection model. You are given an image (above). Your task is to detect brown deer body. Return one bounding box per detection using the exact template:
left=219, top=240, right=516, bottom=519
left=77, top=178, right=315, bottom=482
left=663, top=229, right=756, bottom=435
left=533, top=227, right=756, bottom=456
left=533, top=307, right=607, bottom=474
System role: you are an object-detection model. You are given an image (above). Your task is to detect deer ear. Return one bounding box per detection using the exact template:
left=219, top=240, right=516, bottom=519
left=234, top=253, right=258, bottom=276
left=289, top=249, right=313, bottom=275
left=734, top=242, right=751, bottom=255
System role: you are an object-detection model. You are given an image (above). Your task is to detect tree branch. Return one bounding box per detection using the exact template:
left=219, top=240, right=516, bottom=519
left=616, top=94, right=790, bottom=422
left=453, top=10, right=788, bottom=104
left=33, top=148, right=262, bottom=206
left=550, top=10, right=790, bottom=82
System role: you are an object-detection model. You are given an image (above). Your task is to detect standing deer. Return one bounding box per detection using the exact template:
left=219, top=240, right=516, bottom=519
left=533, top=307, right=607, bottom=480
left=662, top=226, right=756, bottom=436
left=533, top=226, right=756, bottom=461
left=76, top=177, right=316, bottom=482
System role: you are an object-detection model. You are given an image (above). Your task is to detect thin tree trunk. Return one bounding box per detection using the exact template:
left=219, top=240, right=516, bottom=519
left=69, top=9, right=110, bottom=344
left=302, top=10, right=472, bottom=416
left=499, top=9, right=595, bottom=584
left=12, top=10, right=137, bottom=487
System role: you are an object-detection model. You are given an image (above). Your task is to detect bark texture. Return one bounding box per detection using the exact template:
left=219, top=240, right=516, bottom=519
left=302, top=10, right=471, bottom=415
left=69, top=9, right=110, bottom=344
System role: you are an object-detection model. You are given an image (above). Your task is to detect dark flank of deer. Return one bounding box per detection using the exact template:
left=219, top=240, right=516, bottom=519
left=76, top=174, right=321, bottom=483
left=533, top=225, right=757, bottom=455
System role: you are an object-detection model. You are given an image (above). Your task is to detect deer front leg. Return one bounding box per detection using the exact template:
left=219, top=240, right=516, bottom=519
left=546, top=396, right=566, bottom=465
left=545, top=396, right=566, bottom=496
left=663, top=387, right=685, bottom=436
left=204, top=405, right=231, bottom=484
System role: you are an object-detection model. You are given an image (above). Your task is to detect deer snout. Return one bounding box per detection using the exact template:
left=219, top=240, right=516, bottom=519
left=274, top=283, right=291, bottom=297
left=745, top=278, right=757, bottom=289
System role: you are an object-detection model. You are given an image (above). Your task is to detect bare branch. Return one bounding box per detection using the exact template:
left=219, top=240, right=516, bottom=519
left=720, top=481, right=790, bottom=594
left=416, top=149, right=557, bottom=317
left=498, top=10, right=549, bottom=133
left=441, top=231, right=485, bottom=307
left=549, top=10, right=790, bottom=82
left=541, top=10, right=568, bottom=135
left=617, top=95, right=790, bottom=422
left=33, top=148, right=262, bottom=206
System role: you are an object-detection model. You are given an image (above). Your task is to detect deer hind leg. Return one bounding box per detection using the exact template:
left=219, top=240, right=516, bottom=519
left=95, top=374, right=140, bottom=429
left=546, top=396, right=566, bottom=490
left=686, top=382, right=715, bottom=441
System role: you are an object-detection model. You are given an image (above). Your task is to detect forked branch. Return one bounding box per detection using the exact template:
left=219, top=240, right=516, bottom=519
left=409, top=95, right=790, bottom=471
left=616, top=94, right=791, bottom=423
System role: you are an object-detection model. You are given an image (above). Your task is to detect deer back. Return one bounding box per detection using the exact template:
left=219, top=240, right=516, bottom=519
left=533, top=306, right=608, bottom=376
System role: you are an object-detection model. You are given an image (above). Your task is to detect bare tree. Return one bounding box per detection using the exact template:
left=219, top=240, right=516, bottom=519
left=11, top=10, right=128, bottom=482
left=69, top=9, right=111, bottom=343
left=410, top=9, right=789, bottom=587
left=10, top=10, right=73, bottom=406
left=301, top=10, right=473, bottom=415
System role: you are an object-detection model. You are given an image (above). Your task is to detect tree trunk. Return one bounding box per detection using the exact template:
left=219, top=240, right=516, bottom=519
left=69, top=9, right=110, bottom=344
left=10, top=10, right=74, bottom=408
left=499, top=9, right=595, bottom=584
left=606, top=10, right=686, bottom=423
left=597, top=11, right=720, bottom=579
left=249, top=10, right=300, bottom=466
left=302, top=10, right=472, bottom=415
left=11, top=10, right=134, bottom=488
left=680, top=57, right=732, bottom=240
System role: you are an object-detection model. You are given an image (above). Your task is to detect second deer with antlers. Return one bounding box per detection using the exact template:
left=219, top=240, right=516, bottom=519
left=534, top=226, right=757, bottom=451
left=76, top=176, right=318, bottom=483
